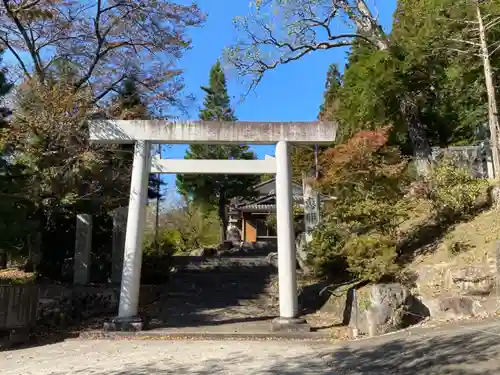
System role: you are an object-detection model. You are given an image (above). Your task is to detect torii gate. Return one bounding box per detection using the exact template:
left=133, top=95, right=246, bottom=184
left=89, top=119, right=336, bottom=331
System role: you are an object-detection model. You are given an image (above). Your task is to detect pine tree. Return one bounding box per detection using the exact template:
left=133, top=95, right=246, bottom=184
left=111, top=77, right=162, bottom=201
left=176, top=61, right=259, bottom=242
left=290, top=64, right=342, bottom=181
left=114, top=78, right=148, bottom=120
left=318, top=64, right=342, bottom=121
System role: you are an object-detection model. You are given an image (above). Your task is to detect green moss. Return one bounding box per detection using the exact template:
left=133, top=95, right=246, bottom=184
left=357, top=288, right=372, bottom=311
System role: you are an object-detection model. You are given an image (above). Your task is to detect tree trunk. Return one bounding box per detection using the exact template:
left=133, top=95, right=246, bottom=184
left=25, top=211, right=43, bottom=273
left=477, top=4, right=500, bottom=179
left=0, top=249, right=7, bottom=269
left=400, top=95, right=432, bottom=176
left=218, top=193, right=228, bottom=243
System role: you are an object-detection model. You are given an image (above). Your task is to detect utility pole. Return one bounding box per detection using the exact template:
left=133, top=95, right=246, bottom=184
left=449, top=0, right=500, bottom=178
left=476, top=1, right=500, bottom=179
left=154, top=144, right=161, bottom=252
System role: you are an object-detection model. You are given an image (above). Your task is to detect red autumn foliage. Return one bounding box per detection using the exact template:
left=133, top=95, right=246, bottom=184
left=317, top=125, right=408, bottom=196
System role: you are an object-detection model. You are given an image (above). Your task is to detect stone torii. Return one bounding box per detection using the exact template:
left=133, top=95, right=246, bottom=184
left=89, top=119, right=336, bottom=332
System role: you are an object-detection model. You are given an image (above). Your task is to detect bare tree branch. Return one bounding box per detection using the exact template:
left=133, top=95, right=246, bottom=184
left=448, top=38, right=481, bottom=47
left=0, top=0, right=205, bottom=106
left=225, top=0, right=388, bottom=85
left=1, top=0, right=44, bottom=79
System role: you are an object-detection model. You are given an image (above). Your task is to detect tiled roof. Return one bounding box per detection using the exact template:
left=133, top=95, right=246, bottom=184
left=235, top=194, right=304, bottom=212
left=239, top=204, right=276, bottom=212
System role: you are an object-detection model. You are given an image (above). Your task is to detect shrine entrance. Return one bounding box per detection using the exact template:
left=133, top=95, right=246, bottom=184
left=89, top=119, right=336, bottom=331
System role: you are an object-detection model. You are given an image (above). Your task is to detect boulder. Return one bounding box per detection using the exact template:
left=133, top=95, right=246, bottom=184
left=38, top=297, right=72, bottom=328
left=436, top=296, right=479, bottom=319
left=349, top=283, right=429, bottom=337
left=448, top=266, right=496, bottom=296
left=488, top=184, right=500, bottom=208
left=189, top=247, right=218, bottom=257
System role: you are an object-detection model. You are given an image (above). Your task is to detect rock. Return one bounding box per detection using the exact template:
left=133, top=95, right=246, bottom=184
left=295, top=233, right=312, bottom=274
left=488, top=184, right=500, bottom=208
left=349, top=283, right=429, bottom=337
left=266, top=252, right=278, bottom=267
left=189, top=247, right=218, bottom=257
left=414, top=264, right=450, bottom=292
left=448, top=266, right=496, bottom=296
left=36, top=286, right=125, bottom=328
left=217, top=241, right=234, bottom=252
left=437, top=296, right=482, bottom=319
left=38, top=297, right=71, bottom=327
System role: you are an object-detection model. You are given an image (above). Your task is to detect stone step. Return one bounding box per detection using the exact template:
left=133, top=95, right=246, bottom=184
left=172, top=256, right=276, bottom=271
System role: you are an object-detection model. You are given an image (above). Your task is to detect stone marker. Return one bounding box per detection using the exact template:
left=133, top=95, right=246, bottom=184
left=74, top=214, right=92, bottom=285
left=109, top=207, right=128, bottom=284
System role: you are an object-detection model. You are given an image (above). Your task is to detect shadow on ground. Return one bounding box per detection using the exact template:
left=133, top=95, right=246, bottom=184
left=321, top=326, right=500, bottom=375
left=37, top=323, right=500, bottom=375
left=150, top=256, right=279, bottom=328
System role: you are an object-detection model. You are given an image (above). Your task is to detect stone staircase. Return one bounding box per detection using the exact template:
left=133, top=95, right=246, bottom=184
left=152, top=255, right=280, bottom=328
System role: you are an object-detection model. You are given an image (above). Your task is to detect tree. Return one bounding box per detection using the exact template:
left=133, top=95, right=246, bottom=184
left=0, top=51, right=24, bottom=269
left=442, top=0, right=500, bottom=177
left=290, top=64, right=342, bottom=182
left=319, top=64, right=343, bottom=121
left=0, top=1, right=204, bottom=275
left=109, top=77, right=163, bottom=202
left=310, top=126, right=411, bottom=280
left=176, top=61, right=259, bottom=242
left=225, top=0, right=433, bottom=175
left=0, top=0, right=205, bottom=107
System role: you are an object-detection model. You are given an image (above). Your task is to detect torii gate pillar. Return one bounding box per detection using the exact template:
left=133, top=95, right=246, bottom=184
left=273, top=140, right=300, bottom=324
left=90, top=120, right=336, bottom=332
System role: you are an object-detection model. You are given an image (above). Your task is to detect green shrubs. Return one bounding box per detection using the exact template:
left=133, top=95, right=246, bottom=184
left=427, top=156, right=488, bottom=219
left=143, top=202, right=220, bottom=255
left=342, top=234, right=399, bottom=281
left=308, top=137, right=490, bottom=283
left=309, top=223, right=348, bottom=277
left=308, top=126, right=410, bottom=282
left=143, top=229, right=178, bottom=256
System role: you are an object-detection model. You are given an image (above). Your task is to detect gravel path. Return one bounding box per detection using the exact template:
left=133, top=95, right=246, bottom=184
left=2, top=340, right=330, bottom=375
left=2, top=319, right=500, bottom=375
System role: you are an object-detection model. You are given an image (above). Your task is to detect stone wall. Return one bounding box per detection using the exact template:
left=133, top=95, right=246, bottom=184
left=37, top=284, right=161, bottom=328
left=431, top=144, right=493, bottom=179
left=0, top=286, right=39, bottom=331
left=412, top=259, right=499, bottom=320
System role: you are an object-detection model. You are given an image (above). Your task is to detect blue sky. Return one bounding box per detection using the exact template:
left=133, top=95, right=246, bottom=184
left=2, top=0, right=397, bottom=202
left=161, top=0, right=397, bottom=198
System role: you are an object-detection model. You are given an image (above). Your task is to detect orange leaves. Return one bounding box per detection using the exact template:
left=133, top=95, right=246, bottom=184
left=322, top=125, right=391, bottom=165
left=316, top=125, right=408, bottom=197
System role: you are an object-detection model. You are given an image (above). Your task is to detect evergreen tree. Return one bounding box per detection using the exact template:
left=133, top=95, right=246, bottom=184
left=290, top=64, right=342, bottom=181
left=113, top=78, right=148, bottom=120
left=111, top=77, right=162, bottom=202
left=176, top=61, right=259, bottom=242
left=318, top=64, right=342, bottom=121
left=0, top=53, right=32, bottom=268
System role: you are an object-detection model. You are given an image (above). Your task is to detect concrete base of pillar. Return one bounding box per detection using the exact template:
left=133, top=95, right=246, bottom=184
left=270, top=317, right=311, bottom=333
left=103, top=315, right=149, bottom=332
